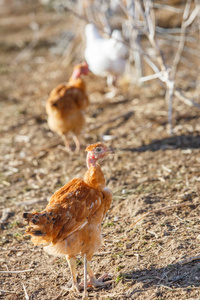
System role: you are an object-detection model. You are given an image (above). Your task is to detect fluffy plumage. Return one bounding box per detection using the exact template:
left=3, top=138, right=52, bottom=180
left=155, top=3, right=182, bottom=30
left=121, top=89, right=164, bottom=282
left=23, top=142, right=114, bottom=296
left=46, top=62, right=89, bottom=151
left=23, top=179, right=102, bottom=246
left=84, top=23, right=128, bottom=90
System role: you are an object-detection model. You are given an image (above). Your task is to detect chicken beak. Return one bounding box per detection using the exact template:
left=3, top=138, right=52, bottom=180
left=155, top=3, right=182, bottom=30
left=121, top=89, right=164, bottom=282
left=106, top=147, right=115, bottom=155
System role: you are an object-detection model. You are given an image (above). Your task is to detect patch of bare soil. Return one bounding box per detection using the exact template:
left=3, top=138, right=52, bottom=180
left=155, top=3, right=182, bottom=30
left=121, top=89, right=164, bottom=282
left=0, top=2, right=200, bottom=300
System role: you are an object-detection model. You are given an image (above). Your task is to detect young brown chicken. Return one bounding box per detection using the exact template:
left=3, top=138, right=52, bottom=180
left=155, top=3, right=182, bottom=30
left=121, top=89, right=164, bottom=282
left=23, top=142, right=114, bottom=297
left=46, top=62, right=89, bottom=152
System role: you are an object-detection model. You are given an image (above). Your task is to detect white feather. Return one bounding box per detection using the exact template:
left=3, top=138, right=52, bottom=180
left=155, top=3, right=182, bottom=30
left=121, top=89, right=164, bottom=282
left=84, top=24, right=128, bottom=78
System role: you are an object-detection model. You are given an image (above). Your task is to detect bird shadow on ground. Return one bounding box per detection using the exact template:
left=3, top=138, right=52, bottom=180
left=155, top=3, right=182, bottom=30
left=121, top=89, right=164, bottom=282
left=122, top=134, right=200, bottom=152
left=122, top=260, right=200, bottom=295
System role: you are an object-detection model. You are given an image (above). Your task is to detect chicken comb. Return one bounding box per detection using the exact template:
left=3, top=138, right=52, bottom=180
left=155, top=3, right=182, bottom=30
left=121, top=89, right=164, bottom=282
left=85, top=142, right=106, bottom=152
left=72, top=61, right=88, bottom=71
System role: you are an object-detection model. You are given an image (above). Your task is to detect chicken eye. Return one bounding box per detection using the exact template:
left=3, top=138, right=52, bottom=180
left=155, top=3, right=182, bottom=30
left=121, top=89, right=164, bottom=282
left=96, top=147, right=102, bottom=152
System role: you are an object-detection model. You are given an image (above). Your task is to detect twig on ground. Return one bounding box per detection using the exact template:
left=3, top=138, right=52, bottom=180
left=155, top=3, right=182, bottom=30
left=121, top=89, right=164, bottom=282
left=0, top=290, right=16, bottom=294
left=90, top=111, right=134, bottom=131
left=2, top=248, right=28, bottom=252
left=52, top=290, right=68, bottom=300
left=156, top=284, right=173, bottom=290
left=147, top=230, right=159, bottom=239
left=22, top=283, right=29, bottom=300
left=130, top=202, right=194, bottom=228
left=89, top=291, right=125, bottom=298
left=0, top=269, right=34, bottom=274
left=94, top=251, right=113, bottom=256
left=158, top=285, right=200, bottom=291
left=52, top=291, right=65, bottom=300
left=178, top=254, right=200, bottom=265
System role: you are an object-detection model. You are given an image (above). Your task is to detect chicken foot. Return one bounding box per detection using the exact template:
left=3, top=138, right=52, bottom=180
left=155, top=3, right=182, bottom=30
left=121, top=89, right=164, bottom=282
left=86, top=261, right=113, bottom=287
left=80, top=260, right=113, bottom=289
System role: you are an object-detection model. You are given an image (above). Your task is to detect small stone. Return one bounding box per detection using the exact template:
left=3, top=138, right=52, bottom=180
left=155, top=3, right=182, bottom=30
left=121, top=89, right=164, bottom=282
left=121, top=189, right=126, bottom=194
left=179, top=193, right=193, bottom=201
left=125, top=243, right=132, bottom=249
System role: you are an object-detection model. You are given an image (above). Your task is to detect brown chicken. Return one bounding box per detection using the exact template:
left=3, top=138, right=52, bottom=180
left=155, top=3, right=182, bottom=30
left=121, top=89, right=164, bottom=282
left=23, top=142, right=114, bottom=297
left=46, top=62, right=89, bottom=152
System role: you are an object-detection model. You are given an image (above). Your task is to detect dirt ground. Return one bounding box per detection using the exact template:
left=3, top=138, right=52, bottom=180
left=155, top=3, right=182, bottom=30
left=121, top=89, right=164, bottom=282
left=1, top=1, right=200, bottom=299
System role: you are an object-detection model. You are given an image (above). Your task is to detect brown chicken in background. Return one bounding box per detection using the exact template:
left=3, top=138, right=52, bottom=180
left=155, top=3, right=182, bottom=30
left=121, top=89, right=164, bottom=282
left=46, top=62, right=89, bottom=152
left=23, top=142, right=114, bottom=298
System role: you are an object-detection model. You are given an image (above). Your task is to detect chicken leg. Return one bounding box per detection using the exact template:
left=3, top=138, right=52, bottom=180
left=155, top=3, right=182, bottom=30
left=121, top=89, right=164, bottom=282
left=66, top=255, right=81, bottom=292
left=105, top=75, right=118, bottom=99
left=83, top=253, right=88, bottom=299
left=61, top=134, right=72, bottom=152
left=61, top=133, right=80, bottom=152
left=72, top=134, right=81, bottom=153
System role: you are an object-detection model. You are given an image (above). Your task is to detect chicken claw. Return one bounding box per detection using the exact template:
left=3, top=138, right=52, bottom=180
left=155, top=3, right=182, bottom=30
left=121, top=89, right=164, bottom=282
left=88, top=273, right=113, bottom=288
left=81, top=258, right=113, bottom=289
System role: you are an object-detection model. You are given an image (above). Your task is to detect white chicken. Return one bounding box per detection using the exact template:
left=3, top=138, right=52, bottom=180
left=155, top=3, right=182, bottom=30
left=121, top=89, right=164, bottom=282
left=84, top=23, right=128, bottom=97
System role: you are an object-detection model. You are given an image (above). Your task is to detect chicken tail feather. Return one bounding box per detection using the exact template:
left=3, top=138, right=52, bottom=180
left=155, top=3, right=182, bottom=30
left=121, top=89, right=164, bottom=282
left=23, top=212, right=35, bottom=222
left=22, top=211, right=57, bottom=245
left=26, top=228, right=45, bottom=236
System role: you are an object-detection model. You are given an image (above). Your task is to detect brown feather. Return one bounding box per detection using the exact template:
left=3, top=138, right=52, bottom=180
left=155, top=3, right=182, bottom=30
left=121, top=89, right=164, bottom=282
left=85, top=142, right=104, bottom=152
left=23, top=142, right=113, bottom=268
left=84, top=164, right=106, bottom=190
left=23, top=178, right=102, bottom=245
left=46, top=64, right=89, bottom=141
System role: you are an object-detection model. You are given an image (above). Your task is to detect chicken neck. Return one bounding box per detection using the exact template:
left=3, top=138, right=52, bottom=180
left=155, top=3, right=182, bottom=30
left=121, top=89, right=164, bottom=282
left=83, top=152, right=106, bottom=190
left=68, top=67, right=87, bottom=92
left=68, top=77, right=86, bottom=92
left=86, top=151, right=97, bottom=169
